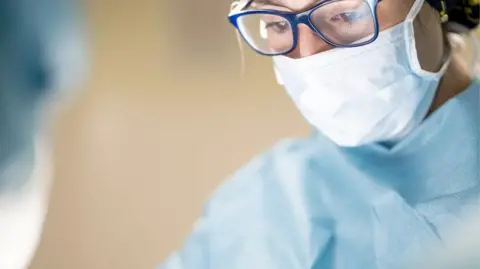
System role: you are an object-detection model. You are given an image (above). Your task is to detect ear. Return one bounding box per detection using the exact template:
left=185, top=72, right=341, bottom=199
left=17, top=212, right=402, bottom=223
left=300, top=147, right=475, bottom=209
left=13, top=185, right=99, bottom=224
left=447, top=32, right=466, bottom=51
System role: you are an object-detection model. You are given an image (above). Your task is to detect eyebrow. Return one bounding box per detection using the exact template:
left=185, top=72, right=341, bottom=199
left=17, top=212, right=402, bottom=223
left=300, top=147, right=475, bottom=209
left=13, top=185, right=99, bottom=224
left=250, top=0, right=324, bottom=10
left=252, top=0, right=285, bottom=5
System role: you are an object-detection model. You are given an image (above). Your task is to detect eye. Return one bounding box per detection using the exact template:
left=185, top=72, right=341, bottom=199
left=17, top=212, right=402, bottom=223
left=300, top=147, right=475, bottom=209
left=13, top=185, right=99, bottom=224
left=330, top=6, right=370, bottom=24
left=331, top=12, right=356, bottom=23
left=265, top=21, right=291, bottom=34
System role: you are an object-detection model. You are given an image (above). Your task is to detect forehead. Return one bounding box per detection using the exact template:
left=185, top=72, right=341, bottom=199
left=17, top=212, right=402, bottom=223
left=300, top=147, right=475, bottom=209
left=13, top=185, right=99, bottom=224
left=253, top=0, right=320, bottom=10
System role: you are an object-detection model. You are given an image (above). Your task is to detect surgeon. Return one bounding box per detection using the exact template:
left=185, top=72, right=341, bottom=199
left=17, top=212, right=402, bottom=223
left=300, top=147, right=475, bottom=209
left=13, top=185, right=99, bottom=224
left=159, top=0, right=479, bottom=268
left=0, top=0, right=87, bottom=268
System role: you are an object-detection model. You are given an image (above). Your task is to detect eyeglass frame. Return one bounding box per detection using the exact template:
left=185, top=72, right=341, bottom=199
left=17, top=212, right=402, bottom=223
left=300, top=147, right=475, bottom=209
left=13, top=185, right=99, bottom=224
left=227, top=0, right=383, bottom=56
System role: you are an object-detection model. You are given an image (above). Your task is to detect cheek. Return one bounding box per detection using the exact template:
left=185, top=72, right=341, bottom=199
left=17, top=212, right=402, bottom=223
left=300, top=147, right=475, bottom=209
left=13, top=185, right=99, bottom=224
left=413, top=6, right=445, bottom=72
left=375, top=0, right=413, bottom=30
left=376, top=0, right=445, bottom=73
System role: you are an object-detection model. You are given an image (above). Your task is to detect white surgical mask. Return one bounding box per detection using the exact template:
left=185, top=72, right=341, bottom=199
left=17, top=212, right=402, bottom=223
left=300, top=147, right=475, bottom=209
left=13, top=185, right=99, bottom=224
left=273, top=0, right=450, bottom=147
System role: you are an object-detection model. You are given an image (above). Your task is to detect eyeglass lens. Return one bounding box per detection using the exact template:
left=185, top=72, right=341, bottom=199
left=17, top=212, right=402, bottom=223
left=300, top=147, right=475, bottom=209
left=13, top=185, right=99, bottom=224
left=237, top=0, right=376, bottom=55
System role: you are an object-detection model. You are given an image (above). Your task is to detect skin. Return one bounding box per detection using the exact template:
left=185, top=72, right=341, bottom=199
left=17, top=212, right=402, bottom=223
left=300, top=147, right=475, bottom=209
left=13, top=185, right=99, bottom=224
left=250, top=0, right=473, bottom=116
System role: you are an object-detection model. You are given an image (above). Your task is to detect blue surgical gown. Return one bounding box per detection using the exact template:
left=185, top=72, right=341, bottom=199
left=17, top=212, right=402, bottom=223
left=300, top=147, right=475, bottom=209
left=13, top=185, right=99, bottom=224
left=160, top=79, right=479, bottom=269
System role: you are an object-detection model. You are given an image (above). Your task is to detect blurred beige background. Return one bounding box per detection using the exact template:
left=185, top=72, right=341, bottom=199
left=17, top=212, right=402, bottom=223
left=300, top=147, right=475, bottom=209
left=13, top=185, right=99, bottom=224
left=29, top=0, right=309, bottom=268
left=28, top=1, right=479, bottom=269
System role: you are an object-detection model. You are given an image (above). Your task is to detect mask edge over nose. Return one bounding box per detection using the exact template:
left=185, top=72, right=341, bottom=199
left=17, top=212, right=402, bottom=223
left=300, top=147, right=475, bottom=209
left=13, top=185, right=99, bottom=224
left=274, top=66, right=284, bottom=85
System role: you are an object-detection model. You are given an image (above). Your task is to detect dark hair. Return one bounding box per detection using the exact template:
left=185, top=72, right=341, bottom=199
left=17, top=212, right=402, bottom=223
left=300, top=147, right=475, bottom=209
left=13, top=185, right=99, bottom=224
left=426, top=0, right=479, bottom=29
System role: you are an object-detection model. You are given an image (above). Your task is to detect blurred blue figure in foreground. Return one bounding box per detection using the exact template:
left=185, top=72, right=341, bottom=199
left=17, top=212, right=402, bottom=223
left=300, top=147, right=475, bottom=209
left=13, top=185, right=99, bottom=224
left=0, top=0, right=88, bottom=268
left=160, top=0, right=479, bottom=268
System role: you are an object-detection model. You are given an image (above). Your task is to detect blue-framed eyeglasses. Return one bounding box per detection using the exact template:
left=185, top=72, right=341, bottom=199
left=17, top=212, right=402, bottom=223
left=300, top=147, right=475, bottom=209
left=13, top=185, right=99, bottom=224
left=228, top=0, right=382, bottom=56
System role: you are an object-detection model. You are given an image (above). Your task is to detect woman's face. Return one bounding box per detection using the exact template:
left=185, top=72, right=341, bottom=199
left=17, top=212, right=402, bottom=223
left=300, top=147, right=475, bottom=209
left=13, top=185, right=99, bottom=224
left=250, top=0, right=445, bottom=71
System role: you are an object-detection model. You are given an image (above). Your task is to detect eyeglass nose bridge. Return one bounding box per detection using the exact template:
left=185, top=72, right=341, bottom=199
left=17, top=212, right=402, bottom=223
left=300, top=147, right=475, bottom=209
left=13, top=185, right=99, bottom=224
left=294, top=11, right=315, bottom=29
left=289, top=10, right=331, bottom=45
